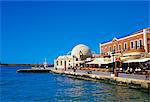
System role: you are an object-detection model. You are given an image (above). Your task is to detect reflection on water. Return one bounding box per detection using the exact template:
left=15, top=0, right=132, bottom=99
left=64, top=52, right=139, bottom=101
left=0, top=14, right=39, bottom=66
left=1, top=66, right=149, bottom=102
left=52, top=74, right=149, bottom=102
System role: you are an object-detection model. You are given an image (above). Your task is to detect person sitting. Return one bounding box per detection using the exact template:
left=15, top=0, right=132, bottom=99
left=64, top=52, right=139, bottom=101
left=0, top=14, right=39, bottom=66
left=87, top=70, right=92, bottom=74
left=135, top=68, right=138, bottom=72
left=145, top=71, right=150, bottom=80
left=138, top=68, right=141, bottom=72
left=117, top=67, right=122, bottom=73
left=106, top=66, right=108, bottom=69
left=129, top=68, right=133, bottom=74
left=73, top=68, right=76, bottom=72
left=125, top=67, right=130, bottom=74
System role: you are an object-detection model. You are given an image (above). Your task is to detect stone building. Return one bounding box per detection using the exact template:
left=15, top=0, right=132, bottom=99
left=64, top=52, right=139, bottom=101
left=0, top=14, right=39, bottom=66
left=54, top=44, right=92, bottom=70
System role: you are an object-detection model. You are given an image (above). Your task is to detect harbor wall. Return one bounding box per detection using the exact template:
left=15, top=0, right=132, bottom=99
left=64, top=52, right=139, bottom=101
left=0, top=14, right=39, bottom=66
left=50, top=69, right=150, bottom=92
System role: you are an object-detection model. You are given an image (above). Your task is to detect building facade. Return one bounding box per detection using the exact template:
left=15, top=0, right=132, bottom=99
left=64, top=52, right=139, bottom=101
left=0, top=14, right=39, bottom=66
left=54, top=44, right=92, bottom=70
left=99, top=28, right=150, bottom=59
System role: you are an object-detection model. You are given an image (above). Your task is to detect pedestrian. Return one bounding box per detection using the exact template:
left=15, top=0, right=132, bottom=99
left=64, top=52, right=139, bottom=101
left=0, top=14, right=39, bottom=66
left=130, top=68, right=133, bottom=74
left=145, top=71, right=149, bottom=80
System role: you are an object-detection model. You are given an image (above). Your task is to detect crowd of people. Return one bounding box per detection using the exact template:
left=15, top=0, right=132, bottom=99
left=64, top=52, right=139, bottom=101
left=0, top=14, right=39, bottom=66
left=124, top=67, right=142, bottom=74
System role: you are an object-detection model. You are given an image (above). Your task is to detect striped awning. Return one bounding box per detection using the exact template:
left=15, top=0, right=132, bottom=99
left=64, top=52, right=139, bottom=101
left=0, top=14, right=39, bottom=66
left=123, top=58, right=150, bottom=63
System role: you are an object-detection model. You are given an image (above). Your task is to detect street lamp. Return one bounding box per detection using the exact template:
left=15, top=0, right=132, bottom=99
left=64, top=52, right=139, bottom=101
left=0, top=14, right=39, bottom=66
left=112, top=50, right=115, bottom=74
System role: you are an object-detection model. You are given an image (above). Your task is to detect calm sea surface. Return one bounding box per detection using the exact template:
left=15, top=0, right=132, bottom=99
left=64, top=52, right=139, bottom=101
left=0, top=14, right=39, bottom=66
left=0, top=66, right=149, bottom=102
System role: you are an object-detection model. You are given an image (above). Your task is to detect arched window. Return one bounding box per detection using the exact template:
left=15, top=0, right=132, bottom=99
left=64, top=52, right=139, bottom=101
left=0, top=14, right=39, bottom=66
left=139, top=39, right=143, bottom=48
left=113, top=45, right=116, bottom=52
left=61, top=61, right=62, bottom=65
left=118, top=44, right=122, bottom=51
left=124, top=42, right=127, bottom=50
left=130, top=41, right=134, bottom=49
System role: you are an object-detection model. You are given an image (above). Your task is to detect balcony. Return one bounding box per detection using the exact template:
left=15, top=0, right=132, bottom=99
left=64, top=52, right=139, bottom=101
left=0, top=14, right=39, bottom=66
left=124, top=46, right=145, bottom=53
left=122, top=46, right=146, bottom=57
left=100, top=46, right=145, bottom=57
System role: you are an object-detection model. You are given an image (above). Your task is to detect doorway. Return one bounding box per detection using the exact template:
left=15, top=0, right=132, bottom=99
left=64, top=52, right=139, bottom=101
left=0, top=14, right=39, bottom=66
left=64, top=61, right=66, bottom=71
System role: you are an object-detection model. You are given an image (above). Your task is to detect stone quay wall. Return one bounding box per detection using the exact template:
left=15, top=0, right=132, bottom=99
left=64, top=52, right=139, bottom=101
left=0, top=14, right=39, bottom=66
left=50, top=69, right=150, bottom=92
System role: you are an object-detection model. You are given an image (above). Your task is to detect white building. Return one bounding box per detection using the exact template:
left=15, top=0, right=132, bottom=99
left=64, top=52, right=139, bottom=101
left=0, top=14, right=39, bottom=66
left=54, top=44, right=92, bottom=70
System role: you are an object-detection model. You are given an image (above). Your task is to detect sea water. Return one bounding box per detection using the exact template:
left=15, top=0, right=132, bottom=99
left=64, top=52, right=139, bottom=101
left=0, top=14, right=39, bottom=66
left=0, top=66, right=149, bottom=102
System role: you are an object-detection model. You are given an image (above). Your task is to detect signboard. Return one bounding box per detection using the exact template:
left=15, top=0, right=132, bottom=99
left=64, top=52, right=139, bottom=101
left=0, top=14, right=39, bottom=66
left=115, top=57, right=121, bottom=62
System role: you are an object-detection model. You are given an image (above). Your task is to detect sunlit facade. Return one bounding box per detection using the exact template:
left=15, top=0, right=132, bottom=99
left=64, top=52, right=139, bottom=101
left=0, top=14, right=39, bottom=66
left=99, top=28, right=150, bottom=60
left=54, top=44, right=92, bottom=70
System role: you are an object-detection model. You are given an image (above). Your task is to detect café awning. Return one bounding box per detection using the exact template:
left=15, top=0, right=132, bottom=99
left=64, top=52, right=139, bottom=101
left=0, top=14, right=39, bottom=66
left=123, top=58, right=150, bottom=63
left=68, top=61, right=85, bottom=64
left=86, top=59, right=112, bottom=65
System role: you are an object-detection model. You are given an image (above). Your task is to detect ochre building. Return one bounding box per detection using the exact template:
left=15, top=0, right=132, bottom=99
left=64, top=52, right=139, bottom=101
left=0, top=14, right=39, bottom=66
left=99, top=28, right=150, bottom=59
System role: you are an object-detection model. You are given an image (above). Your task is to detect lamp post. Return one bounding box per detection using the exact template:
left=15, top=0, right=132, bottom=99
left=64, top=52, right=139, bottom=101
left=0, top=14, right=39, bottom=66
left=112, top=50, right=115, bottom=74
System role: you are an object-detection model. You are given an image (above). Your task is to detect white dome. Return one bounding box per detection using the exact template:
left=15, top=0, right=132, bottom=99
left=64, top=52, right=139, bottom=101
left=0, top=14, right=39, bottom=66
left=71, top=44, right=92, bottom=59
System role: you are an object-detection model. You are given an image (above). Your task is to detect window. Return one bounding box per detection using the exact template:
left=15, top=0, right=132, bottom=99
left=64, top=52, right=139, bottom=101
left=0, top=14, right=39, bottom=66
left=124, top=42, right=127, bottom=50
left=80, top=55, right=82, bottom=58
left=105, top=47, right=107, bottom=52
left=113, top=45, right=116, bottom=52
left=139, top=39, right=142, bottom=48
left=130, top=41, right=134, bottom=49
left=135, top=40, right=138, bottom=49
left=76, top=58, right=78, bottom=61
left=118, top=44, right=122, bottom=51
left=61, top=61, right=62, bottom=65
left=109, top=46, right=112, bottom=52
left=101, top=48, right=104, bottom=55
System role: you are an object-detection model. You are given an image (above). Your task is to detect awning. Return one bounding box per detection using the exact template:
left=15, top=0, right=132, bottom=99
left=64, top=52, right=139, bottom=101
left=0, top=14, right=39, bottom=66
left=68, top=61, right=85, bottom=64
left=101, top=61, right=112, bottom=64
left=86, top=60, right=112, bottom=65
left=123, top=52, right=144, bottom=56
left=123, top=58, right=150, bottom=63
left=86, top=61, right=99, bottom=64
left=120, top=56, right=130, bottom=61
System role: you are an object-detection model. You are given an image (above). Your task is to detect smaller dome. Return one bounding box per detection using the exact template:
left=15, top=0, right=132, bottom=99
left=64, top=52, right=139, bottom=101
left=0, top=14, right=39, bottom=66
left=71, top=44, right=92, bottom=59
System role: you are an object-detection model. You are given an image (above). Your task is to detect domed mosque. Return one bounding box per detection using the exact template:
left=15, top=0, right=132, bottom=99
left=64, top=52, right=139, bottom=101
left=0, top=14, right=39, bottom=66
left=71, top=44, right=92, bottom=60
left=54, top=44, right=92, bottom=70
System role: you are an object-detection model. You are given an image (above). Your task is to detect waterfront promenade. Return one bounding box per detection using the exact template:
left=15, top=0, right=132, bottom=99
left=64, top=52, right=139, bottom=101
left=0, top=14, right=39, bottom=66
left=52, top=68, right=150, bottom=80
left=50, top=68, right=150, bottom=90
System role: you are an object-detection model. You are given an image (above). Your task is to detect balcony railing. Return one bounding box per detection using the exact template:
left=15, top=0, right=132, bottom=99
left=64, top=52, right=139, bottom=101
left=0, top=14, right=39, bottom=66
left=101, top=46, right=145, bottom=56
left=124, top=46, right=145, bottom=53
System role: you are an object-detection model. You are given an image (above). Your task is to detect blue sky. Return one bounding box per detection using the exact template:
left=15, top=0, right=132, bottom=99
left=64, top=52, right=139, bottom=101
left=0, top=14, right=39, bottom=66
left=1, top=0, right=149, bottom=64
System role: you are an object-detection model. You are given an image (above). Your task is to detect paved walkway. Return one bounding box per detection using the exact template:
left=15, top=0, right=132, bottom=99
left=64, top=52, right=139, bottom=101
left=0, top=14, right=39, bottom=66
left=53, top=68, right=150, bottom=80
